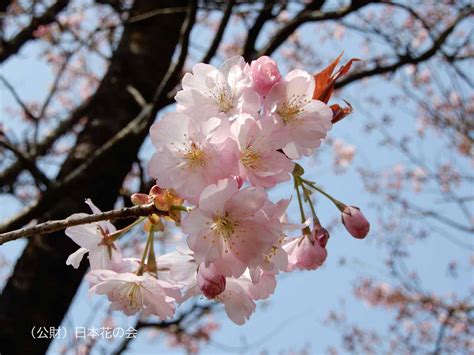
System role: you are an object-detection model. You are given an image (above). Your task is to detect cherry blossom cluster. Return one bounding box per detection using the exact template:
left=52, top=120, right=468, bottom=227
left=64, top=56, right=370, bottom=325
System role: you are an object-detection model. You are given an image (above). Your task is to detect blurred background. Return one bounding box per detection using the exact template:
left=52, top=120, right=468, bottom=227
left=0, top=0, right=472, bottom=354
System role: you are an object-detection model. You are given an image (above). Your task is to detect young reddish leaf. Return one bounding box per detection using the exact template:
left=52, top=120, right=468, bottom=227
left=331, top=100, right=353, bottom=124
left=313, top=52, right=343, bottom=101
left=313, top=54, right=361, bottom=103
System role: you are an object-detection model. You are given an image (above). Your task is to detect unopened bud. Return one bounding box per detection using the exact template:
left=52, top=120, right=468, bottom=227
left=131, top=193, right=150, bottom=206
left=250, top=56, right=282, bottom=97
left=313, top=226, right=330, bottom=248
left=341, top=206, right=370, bottom=239
left=197, top=263, right=226, bottom=299
left=284, top=235, right=327, bottom=271
left=154, top=194, right=169, bottom=211
left=149, top=185, right=163, bottom=196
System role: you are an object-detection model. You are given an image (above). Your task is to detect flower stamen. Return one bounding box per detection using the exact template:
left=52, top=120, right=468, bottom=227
left=240, top=148, right=261, bottom=169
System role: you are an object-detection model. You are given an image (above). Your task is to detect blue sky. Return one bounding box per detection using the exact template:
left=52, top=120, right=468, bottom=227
left=1, top=3, right=472, bottom=354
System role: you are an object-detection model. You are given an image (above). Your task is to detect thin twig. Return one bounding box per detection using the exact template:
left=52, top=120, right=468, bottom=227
left=201, top=0, right=235, bottom=64
left=0, top=203, right=160, bottom=245
left=0, top=0, right=70, bottom=62
left=0, top=74, right=38, bottom=121
left=0, top=139, right=51, bottom=189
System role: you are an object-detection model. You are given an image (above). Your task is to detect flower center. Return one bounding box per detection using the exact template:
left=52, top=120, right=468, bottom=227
left=276, top=94, right=310, bottom=124
left=240, top=148, right=261, bottom=169
left=216, top=91, right=233, bottom=113
left=124, top=283, right=142, bottom=311
left=212, top=214, right=237, bottom=241
left=206, top=86, right=234, bottom=113
left=184, top=143, right=206, bottom=167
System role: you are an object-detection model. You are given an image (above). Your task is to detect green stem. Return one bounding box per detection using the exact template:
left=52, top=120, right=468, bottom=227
left=147, top=226, right=157, bottom=274
left=109, top=217, right=146, bottom=242
left=136, top=226, right=153, bottom=275
left=170, top=205, right=191, bottom=212
left=301, top=179, right=346, bottom=211
left=305, top=192, right=321, bottom=226
left=294, top=177, right=306, bottom=224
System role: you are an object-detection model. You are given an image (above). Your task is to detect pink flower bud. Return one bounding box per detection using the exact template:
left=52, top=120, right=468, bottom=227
left=197, top=263, right=226, bottom=299
left=149, top=185, right=163, bottom=196
left=250, top=56, right=282, bottom=98
left=341, top=206, right=370, bottom=239
left=131, top=193, right=150, bottom=206
left=313, top=226, right=330, bottom=248
left=285, top=235, right=327, bottom=271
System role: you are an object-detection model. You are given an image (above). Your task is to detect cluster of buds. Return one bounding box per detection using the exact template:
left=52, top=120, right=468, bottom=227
left=131, top=186, right=184, bottom=232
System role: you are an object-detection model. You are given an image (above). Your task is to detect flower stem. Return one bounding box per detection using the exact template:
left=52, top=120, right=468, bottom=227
left=137, top=226, right=154, bottom=276
left=301, top=179, right=346, bottom=211
left=303, top=188, right=321, bottom=226
left=147, top=226, right=158, bottom=274
left=294, top=176, right=306, bottom=225
left=170, top=205, right=191, bottom=212
left=109, top=217, right=146, bottom=242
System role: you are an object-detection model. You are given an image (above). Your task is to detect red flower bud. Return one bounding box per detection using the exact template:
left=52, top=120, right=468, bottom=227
left=197, top=263, right=226, bottom=299
left=341, top=206, right=370, bottom=239
left=313, top=226, right=330, bottom=248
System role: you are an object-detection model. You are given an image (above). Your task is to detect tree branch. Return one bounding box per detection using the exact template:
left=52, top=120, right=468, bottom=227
left=0, top=74, right=38, bottom=121
left=256, top=0, right=374, bottom=58
left=0, top=97, right=91, bottom=191
left=336, top=6, right=473, bottom=88
left=0, top=0, right=198, bottom=234
left=0, top=0, right=70, bottom=62
left=0, top=139, right=51, bottom=189
left=0, top=203, right=161, bottom=245
left=201, top=0, right=235, bottom=63
left=241, top=0, right=277, bottom=60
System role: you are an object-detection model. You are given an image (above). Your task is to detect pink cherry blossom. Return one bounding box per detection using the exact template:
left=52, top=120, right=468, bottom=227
left=246, top=271, right=277, bottom=300
left=216, top=271, right=277, bottom=324
left=196, top=263, right=226, bottom=299
left=158, top=246, right=275, bottom=325
left=341, top=206, right=370, bottom=239
left=283, top=233, right=327, bottom=271
left=148, top=112, right=235, bottom=204
left=65, top=199, right=122, bottom=270
left=264, top=69, right=333, bottom=159
left=250, top=56, right=282, bottom=98
left=85, top=269, right=181, bottom=318
left=252, top=198, right=292, bottom=275
left=216, top=277, right=256, bottom=325
left=182, top=178, right=279, bottom=277
left=230, top=114, right=294, bottom=188
left=176, top=56, right=260, bottom=119
left=157, top=245, right=197, bottom=287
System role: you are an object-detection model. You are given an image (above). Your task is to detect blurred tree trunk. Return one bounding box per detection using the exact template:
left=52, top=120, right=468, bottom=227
left=0, top=1, right=187, bottom=353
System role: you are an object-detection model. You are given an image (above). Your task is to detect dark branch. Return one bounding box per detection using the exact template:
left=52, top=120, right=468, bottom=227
left=0, top=203, right=160, bottom=245
left=0, top=139, right=51, bottom=189
left=256, top=0, right=373, bottom=58
left=336, top=6, right=473, bottom=88
left=0, top=98, right=91, bottom=191
left=241, top=0, right=277, bottom=61
left=201, top=0, right=236, bottom=63
left=0, top=0, right=70, bottom=62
